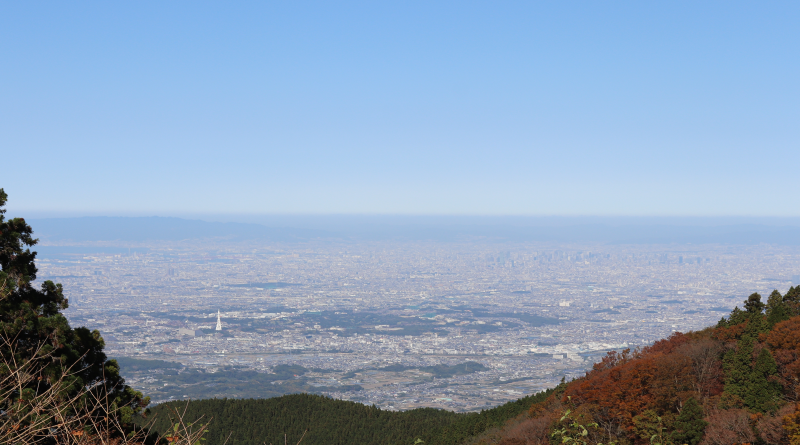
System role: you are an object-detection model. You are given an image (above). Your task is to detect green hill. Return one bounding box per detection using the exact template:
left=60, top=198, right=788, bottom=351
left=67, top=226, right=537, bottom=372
left=140, top=388, right=557, bottom=445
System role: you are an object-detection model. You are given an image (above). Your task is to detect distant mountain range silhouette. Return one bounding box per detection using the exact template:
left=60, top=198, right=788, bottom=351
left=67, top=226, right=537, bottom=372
left=29, top=216, right=329, bottom=242
left=28, top=216, right=800, bottom=244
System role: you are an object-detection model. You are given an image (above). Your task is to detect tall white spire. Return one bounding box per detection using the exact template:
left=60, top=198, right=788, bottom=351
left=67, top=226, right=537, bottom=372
left=215, top=310, right=222, bottom=331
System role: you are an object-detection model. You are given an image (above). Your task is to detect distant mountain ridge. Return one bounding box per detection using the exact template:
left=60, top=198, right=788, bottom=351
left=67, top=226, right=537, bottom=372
left=29, top=216, right=330, bottom=242
left=27, top=215, right=800, bottom=244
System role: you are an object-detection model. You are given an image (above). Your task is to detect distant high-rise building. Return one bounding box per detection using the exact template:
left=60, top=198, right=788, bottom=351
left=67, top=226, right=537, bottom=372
left=679, top=256, right=683, bottom=264
left=793, top=274, right=800, bottom=285
left=215, top=310, right=222, bottom=331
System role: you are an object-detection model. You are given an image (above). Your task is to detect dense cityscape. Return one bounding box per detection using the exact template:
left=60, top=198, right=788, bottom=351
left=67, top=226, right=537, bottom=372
left=35, top=241, right=800, bottom=411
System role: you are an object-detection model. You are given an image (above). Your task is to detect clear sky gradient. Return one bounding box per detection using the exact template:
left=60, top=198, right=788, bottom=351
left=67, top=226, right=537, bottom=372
left=2, top=2, right=798, bottom=216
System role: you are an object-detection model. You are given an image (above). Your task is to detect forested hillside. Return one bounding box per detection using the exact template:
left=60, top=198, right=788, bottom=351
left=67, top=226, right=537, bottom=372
left=141, top=388, right=557, bottom=445
left=483, top=287, right=800, bottom=445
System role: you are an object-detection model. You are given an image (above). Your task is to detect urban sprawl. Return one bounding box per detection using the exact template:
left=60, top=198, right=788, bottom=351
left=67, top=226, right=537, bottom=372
left=37, top=242, right=800, bottom=411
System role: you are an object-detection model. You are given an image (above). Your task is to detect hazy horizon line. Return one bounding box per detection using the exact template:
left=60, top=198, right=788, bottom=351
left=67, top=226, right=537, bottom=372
left=14, top=211, right=800, bottom=219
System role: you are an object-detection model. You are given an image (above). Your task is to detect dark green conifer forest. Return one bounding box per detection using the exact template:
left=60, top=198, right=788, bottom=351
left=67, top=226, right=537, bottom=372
left=142, top=389, right=557, bottom=445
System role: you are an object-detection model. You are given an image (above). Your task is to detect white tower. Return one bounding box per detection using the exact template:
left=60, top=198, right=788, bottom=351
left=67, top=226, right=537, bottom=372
left=215, top=310, right=222, bottom=331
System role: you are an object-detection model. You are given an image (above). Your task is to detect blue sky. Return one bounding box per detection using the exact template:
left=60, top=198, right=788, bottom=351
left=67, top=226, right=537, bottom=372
left=2, top=2, right=798, bottom=216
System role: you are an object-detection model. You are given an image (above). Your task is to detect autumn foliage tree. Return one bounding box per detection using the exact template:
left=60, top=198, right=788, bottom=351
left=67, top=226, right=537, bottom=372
left=486, top=288, right=800, bottom=445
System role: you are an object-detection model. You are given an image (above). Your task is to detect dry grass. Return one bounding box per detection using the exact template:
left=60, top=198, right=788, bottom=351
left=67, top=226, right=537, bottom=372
left=0, top=330, right=207, bottom=445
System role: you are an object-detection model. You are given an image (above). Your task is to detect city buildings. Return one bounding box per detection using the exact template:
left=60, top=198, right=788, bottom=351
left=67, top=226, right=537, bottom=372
left=37, top=240, right=800, bottom=410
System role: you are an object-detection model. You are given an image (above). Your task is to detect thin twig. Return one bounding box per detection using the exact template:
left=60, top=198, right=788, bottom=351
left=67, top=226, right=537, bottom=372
left=222, top=430, right=233, bottom=445
left=295, top=429, right=308, bottom=445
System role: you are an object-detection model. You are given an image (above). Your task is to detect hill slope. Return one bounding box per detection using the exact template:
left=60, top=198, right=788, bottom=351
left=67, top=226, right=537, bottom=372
left=483, top=287, right=800, bottom=445
left=141, top=389, right=558, bottom=445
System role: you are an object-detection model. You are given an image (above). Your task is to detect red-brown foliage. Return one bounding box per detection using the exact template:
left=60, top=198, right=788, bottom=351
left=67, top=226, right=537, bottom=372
left=493, top=387, right=570, bottom=445
left=757, top=403, right=793, bottom=445
left=713, top=322, right=748, bottom=342
left=644, top=332, right=691, bottom=355
left=701, top=408, right=756, bottom=445
left=678, top=338, right=725, bottom=402
left=591, top=348, right=639, bottom=373
left=764, top=316, right=800, bottom=351
left=565, top=334, right=699, bottom=442
left=492, top=313, right=800, bottom=445
left=762, top=316, right=800, bottom=398
left=496, top=416, right=553, bottom=445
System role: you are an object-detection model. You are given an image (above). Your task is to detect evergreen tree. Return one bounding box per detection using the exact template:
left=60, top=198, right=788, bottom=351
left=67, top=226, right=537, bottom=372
left=785, top=286, right=800, bottom=303
left=632, top=410, right=673, bottom=445
left=744, top=309, right=769, bottom=336
left=721, top=336, right=753, bottom=409
left=718, top=306, right=748, bottom=328
left=0, top=189, right=148, bottom=440
left=766, top=289, right=791, bottom=327
left=744, top=292, right=765, bottom=314
left=672, top=397, right=707, bottom=445
left=721, top=331, right=780, bottom=413
left=746, top=347, right=781, bottom=412
left=784, top=286, right=800, bottom=316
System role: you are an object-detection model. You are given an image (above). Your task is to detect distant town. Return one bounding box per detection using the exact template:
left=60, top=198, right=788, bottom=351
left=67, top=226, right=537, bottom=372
left=36, top=241, right=800, bottom=411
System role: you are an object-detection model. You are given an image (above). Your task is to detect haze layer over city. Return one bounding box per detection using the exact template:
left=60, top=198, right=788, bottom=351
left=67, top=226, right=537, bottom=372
left=28, top=217, right=800, bottom=410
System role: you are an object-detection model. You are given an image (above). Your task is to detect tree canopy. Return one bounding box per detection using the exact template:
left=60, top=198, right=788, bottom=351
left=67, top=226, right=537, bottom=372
left=0, top=188, right=148, bottom=443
